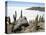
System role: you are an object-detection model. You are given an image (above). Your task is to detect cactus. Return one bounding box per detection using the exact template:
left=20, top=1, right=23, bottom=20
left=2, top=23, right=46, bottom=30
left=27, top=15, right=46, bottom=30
left=21, top=10, right=22, bottom=18
left=13, top=11, right=17, bottom=21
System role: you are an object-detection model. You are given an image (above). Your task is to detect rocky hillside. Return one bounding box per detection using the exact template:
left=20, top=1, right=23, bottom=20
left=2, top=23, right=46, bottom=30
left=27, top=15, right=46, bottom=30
left=26, top=7, right=45, bottom=11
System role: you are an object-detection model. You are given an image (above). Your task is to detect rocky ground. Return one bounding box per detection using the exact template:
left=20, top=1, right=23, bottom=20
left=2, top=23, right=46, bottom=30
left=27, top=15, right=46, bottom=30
left=7, top=21, right=45, bottom=34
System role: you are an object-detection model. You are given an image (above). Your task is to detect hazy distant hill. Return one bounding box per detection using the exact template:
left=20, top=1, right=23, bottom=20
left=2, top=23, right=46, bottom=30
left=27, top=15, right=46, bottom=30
left=26, top=7, right=45, bottom=12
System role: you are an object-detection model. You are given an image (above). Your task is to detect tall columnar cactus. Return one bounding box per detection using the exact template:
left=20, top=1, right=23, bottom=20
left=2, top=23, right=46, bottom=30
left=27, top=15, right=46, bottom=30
left=41, top=16, right=44, bottom=22
left=12, top=11, right=17, bottom=32
left=13, top=11, right=17, bottom=21
left=9, top=17, right=11, bottom=24
left=39, top=16, right=41, bottom=22
left=21, top=10, right=22, bottom=18
left=35, top=15, right=39, bottom=31
left=35, top=15, right=38, bottom=23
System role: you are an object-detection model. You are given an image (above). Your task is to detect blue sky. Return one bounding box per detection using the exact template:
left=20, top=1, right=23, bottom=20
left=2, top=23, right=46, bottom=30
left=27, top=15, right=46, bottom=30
left=7, top=1, right=45, bottom=7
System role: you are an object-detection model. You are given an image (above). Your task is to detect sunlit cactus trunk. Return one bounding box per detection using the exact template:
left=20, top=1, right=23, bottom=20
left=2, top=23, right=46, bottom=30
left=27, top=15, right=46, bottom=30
left=21, top=10, right=22, bottom=18
left=12, top=11, right=17, bottom=32
left=9, top=17, right=11, bottom=24
left=13, top=11, right=17, bottom=22
left=35, top=15, right=39, bottom=31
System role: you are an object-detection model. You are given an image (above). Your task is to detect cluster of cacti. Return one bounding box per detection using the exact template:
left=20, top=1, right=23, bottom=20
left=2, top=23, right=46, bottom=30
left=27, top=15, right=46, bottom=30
left=6, top=10, right=45, bottom=33
left=32, top=15, right=44, bottom=32
left=39, top=15, right=44, bottom=22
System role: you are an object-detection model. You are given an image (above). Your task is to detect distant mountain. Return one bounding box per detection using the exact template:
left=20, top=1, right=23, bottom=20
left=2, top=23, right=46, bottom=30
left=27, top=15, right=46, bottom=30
left=26, top=7, right=45, bottom=12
